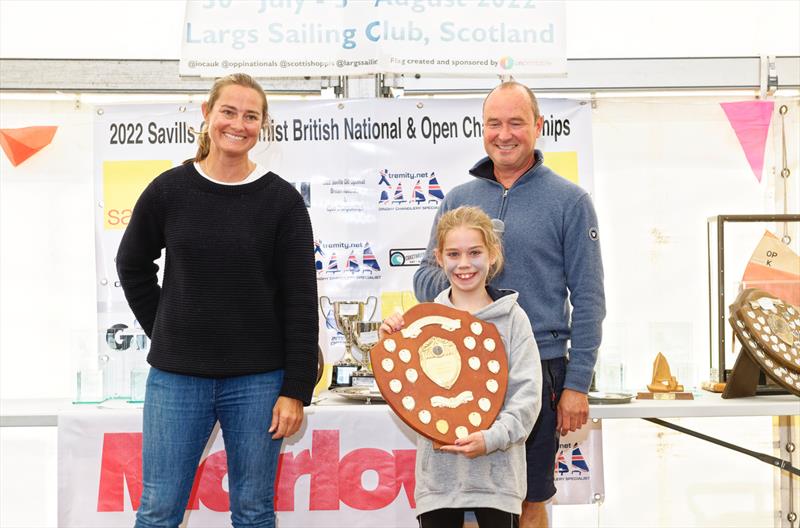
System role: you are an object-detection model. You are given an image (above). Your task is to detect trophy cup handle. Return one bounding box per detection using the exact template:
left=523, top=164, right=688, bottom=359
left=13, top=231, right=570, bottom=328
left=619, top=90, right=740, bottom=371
left=319, top=296, right=332, bottom=316
left=365, top=296, right=378, bottom=321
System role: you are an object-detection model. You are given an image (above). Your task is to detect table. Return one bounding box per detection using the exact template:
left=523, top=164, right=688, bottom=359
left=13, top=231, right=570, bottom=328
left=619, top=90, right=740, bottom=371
left=588, top=392, right=799, bottom=419
left=4, top=392, right=797, bottom=426
left=589, top=392, right=799, bottom=528
left=2, top=392, right=798, bottom=527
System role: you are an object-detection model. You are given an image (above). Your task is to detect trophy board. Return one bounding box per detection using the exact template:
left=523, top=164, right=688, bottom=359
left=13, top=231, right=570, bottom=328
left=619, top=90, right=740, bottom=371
left=370, top=303, right=508, bottom=445
left=725, top=289, right=800, bottom=398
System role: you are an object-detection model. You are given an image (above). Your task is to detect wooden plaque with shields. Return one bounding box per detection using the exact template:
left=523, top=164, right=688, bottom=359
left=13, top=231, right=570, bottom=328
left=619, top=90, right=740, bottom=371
left=370, top=303, right=508, bottom=445
left=726, top=289, right=800, bottom=397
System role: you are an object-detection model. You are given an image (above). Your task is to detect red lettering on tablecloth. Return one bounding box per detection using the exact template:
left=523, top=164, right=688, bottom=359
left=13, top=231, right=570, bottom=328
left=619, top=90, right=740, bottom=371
left=339, top=448, right=401, bottom=509
left=275, top=430, right=416, bottom=510
left=392, top=449, right=417, bottom=507
left=97, top=433, right=143, bottom=512
left=187, top=451, right=229, bottom=512
left=275, top=430, right=340, bottom=511
left=97, top=429, right=416, bottom=512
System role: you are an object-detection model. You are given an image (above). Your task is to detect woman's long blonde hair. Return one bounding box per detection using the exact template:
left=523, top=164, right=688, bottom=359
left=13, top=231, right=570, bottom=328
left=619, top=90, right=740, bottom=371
left=435, top=206, right=505, bottom=281
left=183, top=73, right=269, bottom=165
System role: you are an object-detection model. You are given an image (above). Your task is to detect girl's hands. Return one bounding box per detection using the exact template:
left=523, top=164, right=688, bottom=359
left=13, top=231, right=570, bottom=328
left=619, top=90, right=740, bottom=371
left=439, top=431, right=487, bottom=459
left=379, top=311, right=405, bottom=339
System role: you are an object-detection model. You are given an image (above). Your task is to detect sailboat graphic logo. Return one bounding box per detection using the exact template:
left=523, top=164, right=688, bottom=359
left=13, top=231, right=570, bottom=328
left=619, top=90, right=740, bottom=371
left=556, top=451, right=569, bottom=475
left=346, top=250, right=360, bottom=272
left=427, top=173, right=444, bottom=201
left=391, top=183, right=405, bottom=203
left=412, top=180, right=426, bottom=204
left=326, top=252, right=340, bottom=273
left=316, top=240, right=381, bottom=279
left=314, top=240, right=325, bottom=272
left=377, top=169, right=445, bottom=208
left=362, top=243, right=381, bottom=272
left=555, top=443, right=590, bottom=476
left=569, top=446, right=590, bottom=474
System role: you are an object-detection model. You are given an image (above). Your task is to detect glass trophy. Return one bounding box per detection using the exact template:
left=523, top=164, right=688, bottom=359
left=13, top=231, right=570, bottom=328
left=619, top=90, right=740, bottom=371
left=75, top=368, right=105, bottom=404
left=128, top=366, right=149, bottom=403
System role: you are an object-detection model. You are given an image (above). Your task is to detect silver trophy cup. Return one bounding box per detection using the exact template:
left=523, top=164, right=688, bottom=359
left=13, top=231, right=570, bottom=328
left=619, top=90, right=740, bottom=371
left=351, top=321, right=382, bottom=390
left=320, top=296, right=377, bottom=387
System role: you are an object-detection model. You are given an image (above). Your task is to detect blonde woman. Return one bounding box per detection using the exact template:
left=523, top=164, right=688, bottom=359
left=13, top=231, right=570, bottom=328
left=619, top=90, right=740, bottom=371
left=117, top=73, right=318, bottom=528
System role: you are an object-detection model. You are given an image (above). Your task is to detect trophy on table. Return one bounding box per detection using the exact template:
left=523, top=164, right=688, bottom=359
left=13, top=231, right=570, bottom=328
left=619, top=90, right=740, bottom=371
left=320, top=295, right=377, bottom=388
left=351, top=321, right=382, bottom=390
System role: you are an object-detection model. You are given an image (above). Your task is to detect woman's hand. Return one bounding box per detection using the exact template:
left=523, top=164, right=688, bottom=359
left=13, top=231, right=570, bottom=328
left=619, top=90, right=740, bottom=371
left=269, top=396, right=304, bottom=439
left=379, top=311, right=405, bottom=339
left=439, top=431, right=487, bottom=459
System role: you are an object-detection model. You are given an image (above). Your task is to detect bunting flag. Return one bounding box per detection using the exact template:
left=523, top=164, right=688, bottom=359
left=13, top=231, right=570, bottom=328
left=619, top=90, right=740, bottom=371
left=742, top=230, right=800, bottom=306
left=0, top=126, right=58, bottom=167
left=720, top=101, right=774, bottom=183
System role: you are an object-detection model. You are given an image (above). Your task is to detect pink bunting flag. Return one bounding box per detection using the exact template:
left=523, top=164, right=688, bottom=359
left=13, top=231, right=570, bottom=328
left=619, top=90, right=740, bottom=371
left=720, top=101, right=774, bottom=183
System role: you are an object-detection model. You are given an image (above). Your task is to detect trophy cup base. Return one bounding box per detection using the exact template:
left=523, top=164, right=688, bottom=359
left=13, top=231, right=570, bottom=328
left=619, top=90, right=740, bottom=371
left=351, top=371, right=377, bottom=391
left=329, top=363, right=360, bottom=389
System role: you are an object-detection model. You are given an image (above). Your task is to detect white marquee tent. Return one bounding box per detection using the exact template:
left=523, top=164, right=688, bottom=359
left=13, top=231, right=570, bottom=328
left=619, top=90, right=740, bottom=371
left=1, top=1, right=798, bottom=527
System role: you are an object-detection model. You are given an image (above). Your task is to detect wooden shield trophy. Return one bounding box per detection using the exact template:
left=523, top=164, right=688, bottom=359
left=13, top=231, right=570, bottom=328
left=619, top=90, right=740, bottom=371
left=725, top=289, right=800, bottom=398
left=370, top=303, right=509, bottom=445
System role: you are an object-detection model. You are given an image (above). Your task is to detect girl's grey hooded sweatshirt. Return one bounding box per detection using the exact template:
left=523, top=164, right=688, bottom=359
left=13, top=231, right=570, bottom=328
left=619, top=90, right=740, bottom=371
left=414, top=287, right=542, bottom=516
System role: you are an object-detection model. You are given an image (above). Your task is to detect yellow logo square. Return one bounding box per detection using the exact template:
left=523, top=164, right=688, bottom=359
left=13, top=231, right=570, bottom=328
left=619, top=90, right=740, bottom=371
left=543, top=151, right=579, bottom=185
left=103, top=160, right=171, bottom=230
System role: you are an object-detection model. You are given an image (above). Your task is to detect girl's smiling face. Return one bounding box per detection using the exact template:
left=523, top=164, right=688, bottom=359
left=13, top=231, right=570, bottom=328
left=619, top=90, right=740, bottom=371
left=436, top=226, right=496, bottom=294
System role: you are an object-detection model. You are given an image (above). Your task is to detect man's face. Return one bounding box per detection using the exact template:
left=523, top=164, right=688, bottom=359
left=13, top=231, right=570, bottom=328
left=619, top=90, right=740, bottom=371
left=482, top=86, right=543, bottom=177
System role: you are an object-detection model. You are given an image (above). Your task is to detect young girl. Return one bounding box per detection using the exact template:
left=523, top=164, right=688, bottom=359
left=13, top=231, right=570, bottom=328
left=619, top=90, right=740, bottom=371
left=380, top=206, right=542, bottom=528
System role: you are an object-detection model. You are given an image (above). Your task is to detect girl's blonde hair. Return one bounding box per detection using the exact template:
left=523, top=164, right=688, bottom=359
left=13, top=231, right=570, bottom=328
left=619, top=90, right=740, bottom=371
left=435, top=206, right=504, bottom=281
left=184, top=73, right=269, bottom=165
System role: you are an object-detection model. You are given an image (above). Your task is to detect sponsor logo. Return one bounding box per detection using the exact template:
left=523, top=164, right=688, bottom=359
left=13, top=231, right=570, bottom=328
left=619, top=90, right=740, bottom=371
left=554, top=441, right=591, bottom=481
left=104, top=323, right=149, bottom=352
left=97, top=430, right=416, bottom=512
left=322, top=177, right=364, bottom=213
left=389, top=248, right=426, bottom=267
left=377, top=169, right=445, bottom=212
left=102, top=160, right=171, bottom=230
left=499, top=56, right=515, bottom=70
left=314, top=240, right=381, bottom=281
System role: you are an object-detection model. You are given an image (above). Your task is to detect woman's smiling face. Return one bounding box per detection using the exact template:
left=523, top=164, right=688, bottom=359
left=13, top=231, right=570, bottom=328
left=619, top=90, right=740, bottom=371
left=202, top=84, right=264, bottom=159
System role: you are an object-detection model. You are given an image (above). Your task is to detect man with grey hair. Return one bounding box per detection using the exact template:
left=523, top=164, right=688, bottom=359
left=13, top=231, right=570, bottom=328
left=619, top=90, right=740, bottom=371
left=414, top=81, right=605, bottom=527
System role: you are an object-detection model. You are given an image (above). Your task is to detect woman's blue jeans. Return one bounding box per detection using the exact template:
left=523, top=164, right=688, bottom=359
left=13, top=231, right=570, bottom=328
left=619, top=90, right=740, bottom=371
left=135, top=367, right=285, bottom=528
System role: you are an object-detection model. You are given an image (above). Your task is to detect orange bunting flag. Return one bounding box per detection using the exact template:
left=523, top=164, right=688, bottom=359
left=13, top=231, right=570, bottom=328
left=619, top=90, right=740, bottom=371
left=742, top=230, right=800, bottom=306
left=0, top=126, right=58, bottom=167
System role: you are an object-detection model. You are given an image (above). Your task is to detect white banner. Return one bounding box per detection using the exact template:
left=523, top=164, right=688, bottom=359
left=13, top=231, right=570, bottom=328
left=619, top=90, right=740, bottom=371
left=58, top=404, right=418, bottom=527
left=58, top=403, right=603, bottom=526
left=552, top=422, right=605, bottom=505
left=180, top=1, right=566, bottom=77
left=92, top=97, right=594, bottom=397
